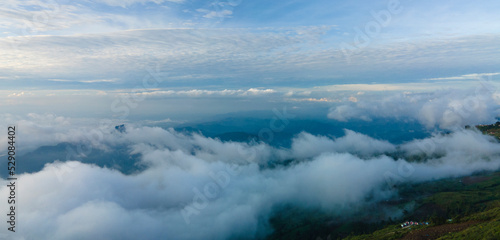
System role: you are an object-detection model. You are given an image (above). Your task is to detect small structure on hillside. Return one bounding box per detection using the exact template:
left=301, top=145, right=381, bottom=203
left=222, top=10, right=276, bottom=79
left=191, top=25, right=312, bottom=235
left=401, top=221, right=429, bottom=228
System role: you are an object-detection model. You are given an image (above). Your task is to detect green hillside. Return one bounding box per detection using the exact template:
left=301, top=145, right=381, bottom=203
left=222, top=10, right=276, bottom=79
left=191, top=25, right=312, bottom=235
left=263, top=123, right=500, bottom=240
left=263, top=171, right=500, bottom=240
left=338, top=123, right=500, bottom=239
left=343, top=172, right=500, bottom=240
left=477, top=122, right=500, bottom=139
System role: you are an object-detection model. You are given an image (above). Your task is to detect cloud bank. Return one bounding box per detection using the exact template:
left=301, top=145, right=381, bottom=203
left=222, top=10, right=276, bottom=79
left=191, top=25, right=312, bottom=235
left=328, top=88, right=500, bottom=129
left=1, top=116, right=500, bottom=239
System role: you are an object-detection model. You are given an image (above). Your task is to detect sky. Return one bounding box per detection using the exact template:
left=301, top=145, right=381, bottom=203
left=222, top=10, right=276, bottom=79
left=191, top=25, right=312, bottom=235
left=1, top=0, right=500, bottom=121
left=2, top=2, right=500, bottom=239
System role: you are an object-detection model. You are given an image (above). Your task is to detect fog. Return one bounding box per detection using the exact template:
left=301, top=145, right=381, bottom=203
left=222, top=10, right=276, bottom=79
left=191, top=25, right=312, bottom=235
left=1, top=118, right=500, bottom=239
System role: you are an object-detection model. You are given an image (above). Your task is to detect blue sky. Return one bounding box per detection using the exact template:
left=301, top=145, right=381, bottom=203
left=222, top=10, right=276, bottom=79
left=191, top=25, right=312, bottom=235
left=1, top=0, right=500, bottom=120
left=3, top=2, right=500, bottom=240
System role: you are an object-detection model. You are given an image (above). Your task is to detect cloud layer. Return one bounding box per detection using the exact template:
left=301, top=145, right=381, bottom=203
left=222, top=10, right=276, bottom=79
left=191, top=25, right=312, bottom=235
left=328, top=88, right=500, bottom=129
left=1, top=115, right=500, bottom=239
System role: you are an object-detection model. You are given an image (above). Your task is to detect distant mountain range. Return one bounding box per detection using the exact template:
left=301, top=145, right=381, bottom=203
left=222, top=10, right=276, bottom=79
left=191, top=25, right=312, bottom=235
left=174, top=117, right=431, bottom=147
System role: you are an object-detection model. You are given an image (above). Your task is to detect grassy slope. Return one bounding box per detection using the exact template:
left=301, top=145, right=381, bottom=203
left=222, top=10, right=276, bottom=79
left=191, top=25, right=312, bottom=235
left=264, top=171, right=500, bottom=240
left=266, top=123, right=500, bottom=240
left=438, top=206, right=500, bottom=240
left=343, top=172, right=500, bottom=240
left=342, top=123, right=500, bottom=240
left=477, top=122, right=500, bottom=139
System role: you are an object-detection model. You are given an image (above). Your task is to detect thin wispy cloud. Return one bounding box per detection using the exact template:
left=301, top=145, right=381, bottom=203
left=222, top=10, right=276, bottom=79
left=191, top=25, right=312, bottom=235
left=0, top=0, right=498, bottom=94
left=133, top=88, right=277, bottom=97
left=425, top=72, right=500, bottom=81
left=95, top=0, right=184, bottom=8
left=49, top=79, right=119, bottom=83
left=286, top=97, right=339, bottom=103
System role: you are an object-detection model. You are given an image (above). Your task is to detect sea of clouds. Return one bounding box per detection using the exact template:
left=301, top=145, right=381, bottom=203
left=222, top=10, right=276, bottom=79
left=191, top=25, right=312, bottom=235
left=1, top=111, right=500, bottom=239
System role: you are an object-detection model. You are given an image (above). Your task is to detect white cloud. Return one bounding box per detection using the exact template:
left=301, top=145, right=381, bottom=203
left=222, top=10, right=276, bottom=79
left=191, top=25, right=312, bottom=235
left=201, top=9, right=233, bottom=19
left=0, top=28, right=302, bottom=84
left=95, top=0, right=184, bottom=8
left=2, top=26, right=499, bottom=90
left=48, top=78, right=118, bottom=83
left=401, top=129, right=500, bottom=158
left=328, top=105, right=372, bottom=122
left=0, top=1, right=108, bottom=34
left=0, top=114, right=117, bottom=153
left=7, top=91, right=31, bottom=97
left=1, top=118, right=500, bottom=239
left=319, top=83, right=444, bottom=92
left=425, top=72, right=500, bottom=81
left=285, top=130, right=396, bottom=160
left=287, top=97, right=339, bottom=103
left=328, top=89, right=500, bottom=129
left=133, top=88, right=277, bottom=98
